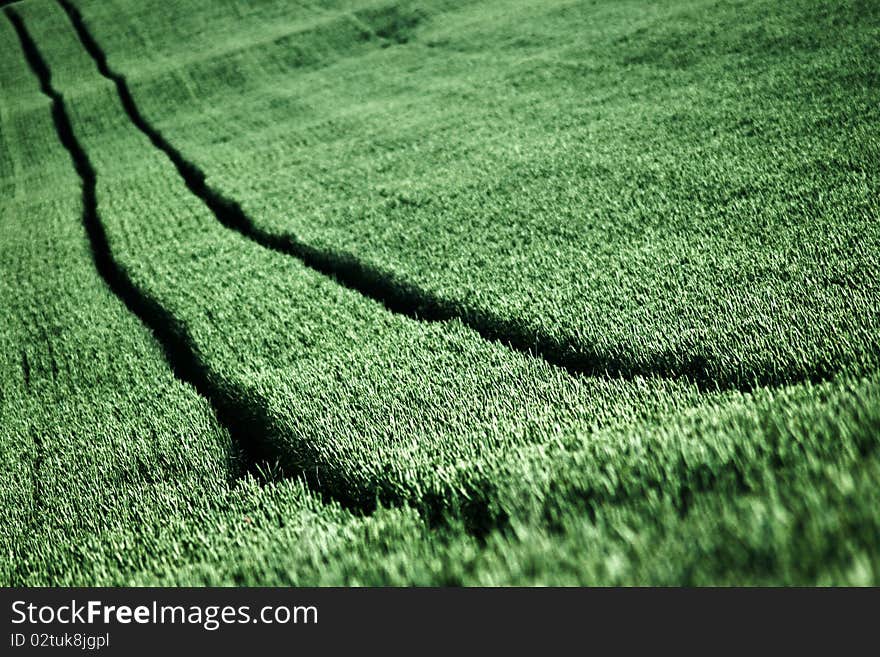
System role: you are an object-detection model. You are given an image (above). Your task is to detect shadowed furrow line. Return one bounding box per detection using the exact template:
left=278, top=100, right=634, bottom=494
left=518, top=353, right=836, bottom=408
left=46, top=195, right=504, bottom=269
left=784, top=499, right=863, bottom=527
left=4, top=7, right=333, bottom=502
left=8, top=5, right=524, bottom=534
left=55, top=0, right=740, bottom=392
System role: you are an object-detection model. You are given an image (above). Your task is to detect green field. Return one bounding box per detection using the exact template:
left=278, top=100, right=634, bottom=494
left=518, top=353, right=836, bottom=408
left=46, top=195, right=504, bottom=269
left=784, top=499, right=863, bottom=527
left=1, top=0, right=878, bottom=585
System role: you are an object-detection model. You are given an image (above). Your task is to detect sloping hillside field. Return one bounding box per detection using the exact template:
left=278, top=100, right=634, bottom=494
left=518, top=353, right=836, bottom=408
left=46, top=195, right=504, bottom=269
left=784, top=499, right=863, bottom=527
left=1, top=0, right=878, bottom=585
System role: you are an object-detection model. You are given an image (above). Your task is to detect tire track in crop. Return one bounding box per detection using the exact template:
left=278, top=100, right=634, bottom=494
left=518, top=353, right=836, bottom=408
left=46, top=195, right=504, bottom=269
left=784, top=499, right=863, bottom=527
left=5, top=6, right=311, bottom=499
left=7, top=6, right=863, bottom=542
left=20, top=350, right=30, bottom=389
left=17, top=1, right=845, bottom=530
left=7, top=6, right=518, bottom=532
left=56, top=0, right=743, bottom=393
left=10, top=2, right=880, bottom=569
left=38, top=0, right=861, bottom=537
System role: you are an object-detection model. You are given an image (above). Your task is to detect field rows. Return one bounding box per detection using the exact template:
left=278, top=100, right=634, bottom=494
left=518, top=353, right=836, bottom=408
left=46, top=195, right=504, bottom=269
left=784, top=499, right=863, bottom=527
left=68, top=0, right=880, bottom=390
left=1, top=0, right=878, bottom=584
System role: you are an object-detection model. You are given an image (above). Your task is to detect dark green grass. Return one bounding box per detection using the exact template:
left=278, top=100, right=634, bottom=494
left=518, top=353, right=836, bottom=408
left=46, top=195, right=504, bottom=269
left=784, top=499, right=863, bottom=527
left=67, top=0, right=880, bottom=389
left=19, top=0, right=723, bottom=525
left=0, top=8, right=447, bottom=585
left=0, top=0, right=878, bottom=585
left=0, top=12, right=239, bottom=582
